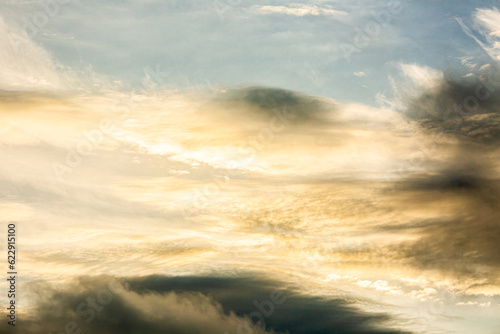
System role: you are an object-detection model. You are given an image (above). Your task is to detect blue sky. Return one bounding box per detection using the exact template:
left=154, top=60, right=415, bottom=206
left=2, top=0, right=499, bottom=105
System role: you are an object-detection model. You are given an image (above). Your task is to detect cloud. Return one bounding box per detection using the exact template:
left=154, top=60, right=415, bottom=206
left=474, top=7, right=500, bottom=38
left=398, top=63, right=444, bottom=91
left=3, top=3, right=500, bottom=333
left=473, top=7, right=500, bottom=61
left=455, top=7, right=500, bottom=62
left=213, top=86, right=337, bottom=126
left=250, top=4, right=347, bottom=17
left=384, top=59, right=500, bottom=288
left=354, top=71, right=367, bottom=77
left=16, top=276, right=270, bottom=334
left=0, top=17, right=64, bottom=90
left=459, top=56, right=477, bottom=71
left=14, top=275, right=411, bottom=334
left=1, top=50, right=500, bottom=331
left=393, top=177, right=500, bottom=285
left=402, top=68, right=500, bottom=145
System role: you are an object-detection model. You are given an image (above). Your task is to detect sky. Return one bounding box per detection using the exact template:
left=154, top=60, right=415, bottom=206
left=1, top=1, right=500, bottom=333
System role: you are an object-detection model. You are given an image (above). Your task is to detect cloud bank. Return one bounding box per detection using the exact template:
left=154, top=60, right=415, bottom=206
left=10, top=275, right=410, bottom=334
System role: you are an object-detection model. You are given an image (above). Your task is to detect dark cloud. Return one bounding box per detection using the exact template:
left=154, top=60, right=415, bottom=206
left=390, top=64, right=500, bottom=284
left=214, top=86, right=336, bottom=126
left=391, top=150, right=500, bottom=283
left=125, top=275, right=411, bottom=334
left=12, top=275, right=411, bottom=334
left=392, top=197, right=500, bottom=286
left=396, top=155, right=496, bottom=194
left=404, top=68, right=500, bottom=144
left=401, top=212, right=500, bottom=279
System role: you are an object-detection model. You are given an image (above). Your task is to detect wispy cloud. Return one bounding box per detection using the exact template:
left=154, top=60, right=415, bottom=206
left=4, top=3, right=500, bottom=334
left=456, top=7, right=500, bottom=61
left=0, top=18, right=63, bottom=90
left=474, top=7, right=500, bottom=38
left=250, top=4, right=347, bottom=17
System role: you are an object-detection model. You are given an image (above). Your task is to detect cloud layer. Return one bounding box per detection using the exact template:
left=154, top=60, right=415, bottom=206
left=2, top=4, right=500, bottom=334
left=10, top=275, right=410, bottom=334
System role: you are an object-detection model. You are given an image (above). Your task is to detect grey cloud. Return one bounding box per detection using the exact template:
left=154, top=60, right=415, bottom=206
left=217, top=87, right=334, bottom=124
left=213, top=86, right=337, bottom=126
left=14, top=275, right=412, bottom=334
left=389, top=147, right=500, bottom=284
left=124, top=275, right=412, bottom=334
left=14, top=276, right=270, bottom=334
left=395, top=153, right=497, bottom=194
left=404, top=68, right=500, bottom=144
left=396, top=201, right=500, bottom=283
left=378, top=67, right=500, bottom=284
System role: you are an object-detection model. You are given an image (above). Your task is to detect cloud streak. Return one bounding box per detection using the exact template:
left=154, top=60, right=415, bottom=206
left=250, top=4, right=347, bottom=17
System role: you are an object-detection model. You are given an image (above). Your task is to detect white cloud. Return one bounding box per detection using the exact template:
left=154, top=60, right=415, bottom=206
left=0, top=17, right=63, bottom=90
left=398, top=63, right=443, bottom=90
left=456, top=7, right=500, bottom=61
left=457, top=301, right=491, bottom=307
left=356, top=280, right=372, bottom=288
left=353, top=71, right=367, bottom=77
left=474, top=7, right=500, bottom=60
left=410, top=288, right=437, bottom=301
left=474, top=7, right=500, bottom=38
left=0, top=16, right=108, bottom=91
left=251, top=4, right=347, bottom=17
left=479, top=63, right=491, bottom=71
left=459, top=56, right=477, bottom=71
